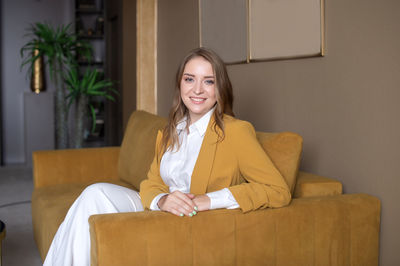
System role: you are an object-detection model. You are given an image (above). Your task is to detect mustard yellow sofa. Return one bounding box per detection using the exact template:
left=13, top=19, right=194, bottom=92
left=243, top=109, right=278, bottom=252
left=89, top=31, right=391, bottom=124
left=32, top=111, right=380, bottom=266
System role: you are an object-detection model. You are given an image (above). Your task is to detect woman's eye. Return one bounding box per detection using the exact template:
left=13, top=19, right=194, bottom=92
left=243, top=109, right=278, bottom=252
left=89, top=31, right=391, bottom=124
left=204, top=79, right=214, bottom=85
left=184, top=77, right=194, bottom=82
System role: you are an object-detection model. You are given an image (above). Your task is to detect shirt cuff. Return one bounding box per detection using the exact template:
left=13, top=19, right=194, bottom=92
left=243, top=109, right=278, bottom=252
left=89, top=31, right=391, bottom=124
left=150, top=193, right=168, bottom=211
left=206, top=188, right=240, bottom=210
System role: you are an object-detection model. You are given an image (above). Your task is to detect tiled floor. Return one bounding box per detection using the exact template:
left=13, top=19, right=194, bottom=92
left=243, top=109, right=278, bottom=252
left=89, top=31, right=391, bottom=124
left=0, top=165, right=42, bottom=266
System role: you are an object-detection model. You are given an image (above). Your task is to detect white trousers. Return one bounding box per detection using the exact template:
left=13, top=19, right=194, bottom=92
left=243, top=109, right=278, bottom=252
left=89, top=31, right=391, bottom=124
left=43, top=183, right=144, bottom=266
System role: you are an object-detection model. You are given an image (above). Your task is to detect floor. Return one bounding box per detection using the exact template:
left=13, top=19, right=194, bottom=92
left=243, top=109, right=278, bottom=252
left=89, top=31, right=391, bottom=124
left=0, top=165, right=42, bottom=266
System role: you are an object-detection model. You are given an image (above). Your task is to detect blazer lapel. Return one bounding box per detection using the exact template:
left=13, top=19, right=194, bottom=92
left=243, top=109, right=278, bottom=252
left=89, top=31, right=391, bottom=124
left=190, top=117, right=219, bottom=195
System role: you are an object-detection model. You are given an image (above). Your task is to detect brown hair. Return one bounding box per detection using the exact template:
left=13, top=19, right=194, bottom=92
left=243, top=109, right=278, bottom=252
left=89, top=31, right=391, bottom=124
left=160, top=47, right=234, bottom=153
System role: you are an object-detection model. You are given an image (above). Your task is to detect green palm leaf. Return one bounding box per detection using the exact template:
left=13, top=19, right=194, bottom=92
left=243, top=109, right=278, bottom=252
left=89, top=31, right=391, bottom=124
left=65, top=68, right=118, bottom=132
left=20, top=22, right=92, bottom=81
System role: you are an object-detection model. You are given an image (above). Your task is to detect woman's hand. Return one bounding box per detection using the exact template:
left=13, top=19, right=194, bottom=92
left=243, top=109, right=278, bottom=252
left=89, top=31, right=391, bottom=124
left=158, top=191, right=197, bottom=217
left=192, top=194, right=210, bottom=211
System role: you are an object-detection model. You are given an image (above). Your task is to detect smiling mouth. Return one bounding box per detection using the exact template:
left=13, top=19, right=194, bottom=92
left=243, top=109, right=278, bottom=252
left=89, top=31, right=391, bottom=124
left=190, top=97, right=207, bottom=103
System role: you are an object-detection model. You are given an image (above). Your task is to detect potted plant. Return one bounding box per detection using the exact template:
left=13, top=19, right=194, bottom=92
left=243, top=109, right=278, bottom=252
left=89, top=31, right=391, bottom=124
left=65, top=68, right=117, bottom=148
left=20, top=22, right=92, bottom=149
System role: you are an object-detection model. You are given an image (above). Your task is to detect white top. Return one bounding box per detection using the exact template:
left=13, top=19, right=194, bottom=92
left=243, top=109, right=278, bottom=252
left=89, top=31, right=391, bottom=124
left=150, top=108, right=239, bottom=210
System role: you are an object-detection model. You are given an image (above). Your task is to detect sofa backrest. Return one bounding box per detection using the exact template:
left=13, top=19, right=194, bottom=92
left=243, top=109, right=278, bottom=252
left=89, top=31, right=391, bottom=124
left=118, top=111, right=167, bottom=190
left=256, top=132, right=303, bottom=194
left=119, top=111, right=303, bottom=195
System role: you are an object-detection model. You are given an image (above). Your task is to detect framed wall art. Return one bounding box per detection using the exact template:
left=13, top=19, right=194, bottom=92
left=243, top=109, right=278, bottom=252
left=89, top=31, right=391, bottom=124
left=199, top=0, right=325, bottom=64
left=249, top=0, right=325, bottom=61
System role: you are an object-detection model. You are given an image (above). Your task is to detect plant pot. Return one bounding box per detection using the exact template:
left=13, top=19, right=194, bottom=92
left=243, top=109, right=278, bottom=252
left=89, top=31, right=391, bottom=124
left=73, top=95, right=88, bottom=148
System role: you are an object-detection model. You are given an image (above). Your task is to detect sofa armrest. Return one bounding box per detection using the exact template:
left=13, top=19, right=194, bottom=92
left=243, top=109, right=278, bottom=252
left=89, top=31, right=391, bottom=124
left=89, top=194, right=380, bottom=266
left=293, top=171, right=343, bottom=198
left=33, top=147, right=120, bottom=188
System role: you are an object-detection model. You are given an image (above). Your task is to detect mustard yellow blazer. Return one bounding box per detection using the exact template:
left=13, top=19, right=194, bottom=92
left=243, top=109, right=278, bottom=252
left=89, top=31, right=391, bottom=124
left=140, top=115, right=291, bottom=213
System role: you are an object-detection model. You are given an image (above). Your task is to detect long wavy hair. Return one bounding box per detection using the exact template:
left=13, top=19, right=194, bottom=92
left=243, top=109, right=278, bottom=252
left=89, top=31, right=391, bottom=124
left=160, top=47, right=234, bottom=153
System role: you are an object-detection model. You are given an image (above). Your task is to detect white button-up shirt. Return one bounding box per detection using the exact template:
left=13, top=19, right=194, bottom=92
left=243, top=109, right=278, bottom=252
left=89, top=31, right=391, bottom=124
left=150, top=108, right=239, bottom=210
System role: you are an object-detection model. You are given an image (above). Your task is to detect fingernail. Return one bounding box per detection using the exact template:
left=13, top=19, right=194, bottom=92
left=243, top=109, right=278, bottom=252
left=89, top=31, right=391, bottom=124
left=189, top=213, right=193, bottom=217
left=192, top=211, right=197, bottom=215
left=194, top=206, right=198, bottom=211
left=180, top=213, right=184, bottom=217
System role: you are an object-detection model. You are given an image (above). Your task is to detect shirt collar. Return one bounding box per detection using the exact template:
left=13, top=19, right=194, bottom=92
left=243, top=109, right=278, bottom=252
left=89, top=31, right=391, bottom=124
left=176, top=107, right=215, bottom=137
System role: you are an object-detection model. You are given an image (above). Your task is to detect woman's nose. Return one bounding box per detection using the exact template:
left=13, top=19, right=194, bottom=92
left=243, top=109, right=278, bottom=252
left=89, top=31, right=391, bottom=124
left=193, top=81, right=204, bottom=94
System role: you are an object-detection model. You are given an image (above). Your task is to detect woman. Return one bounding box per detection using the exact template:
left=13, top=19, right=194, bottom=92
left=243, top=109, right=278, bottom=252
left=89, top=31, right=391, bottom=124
left=44, top=48, right=291, bottom=266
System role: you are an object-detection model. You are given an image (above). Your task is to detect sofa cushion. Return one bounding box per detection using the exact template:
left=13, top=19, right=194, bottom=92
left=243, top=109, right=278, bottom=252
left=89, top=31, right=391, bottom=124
left=294, top=171, right=343, bottom=198
left=118, top=111, right=167, bottom=190
left=256, top=132, right=303, bottom=194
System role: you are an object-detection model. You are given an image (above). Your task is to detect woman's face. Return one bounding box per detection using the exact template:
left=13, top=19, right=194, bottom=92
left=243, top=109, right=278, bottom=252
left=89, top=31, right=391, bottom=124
left=180, top=56, right=217, bottom=124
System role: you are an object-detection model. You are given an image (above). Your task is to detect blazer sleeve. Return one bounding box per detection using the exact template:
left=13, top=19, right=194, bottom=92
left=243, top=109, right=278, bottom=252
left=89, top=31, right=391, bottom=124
left=228, top=121, right=291, bottom=213
left=139, top=131, right=169, bottom=209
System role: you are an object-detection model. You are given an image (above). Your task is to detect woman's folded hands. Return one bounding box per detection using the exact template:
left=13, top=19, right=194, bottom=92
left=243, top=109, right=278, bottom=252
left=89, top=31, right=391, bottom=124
left=158, top=191, right=210, bottom=217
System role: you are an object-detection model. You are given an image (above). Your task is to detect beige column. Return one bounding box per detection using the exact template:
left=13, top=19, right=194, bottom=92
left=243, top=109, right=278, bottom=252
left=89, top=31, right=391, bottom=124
left=136, top=0, right=157, bottom=114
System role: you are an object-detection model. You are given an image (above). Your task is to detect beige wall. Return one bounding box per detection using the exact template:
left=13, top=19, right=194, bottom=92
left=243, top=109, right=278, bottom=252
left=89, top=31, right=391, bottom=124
left=157, top=0, right=199, bottom=115
left=157, top=0, right=400, bottom=264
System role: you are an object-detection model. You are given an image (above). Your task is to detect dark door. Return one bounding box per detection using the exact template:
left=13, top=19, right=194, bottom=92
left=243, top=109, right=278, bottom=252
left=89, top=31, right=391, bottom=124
left=105, top=0, right=123, bottom=146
